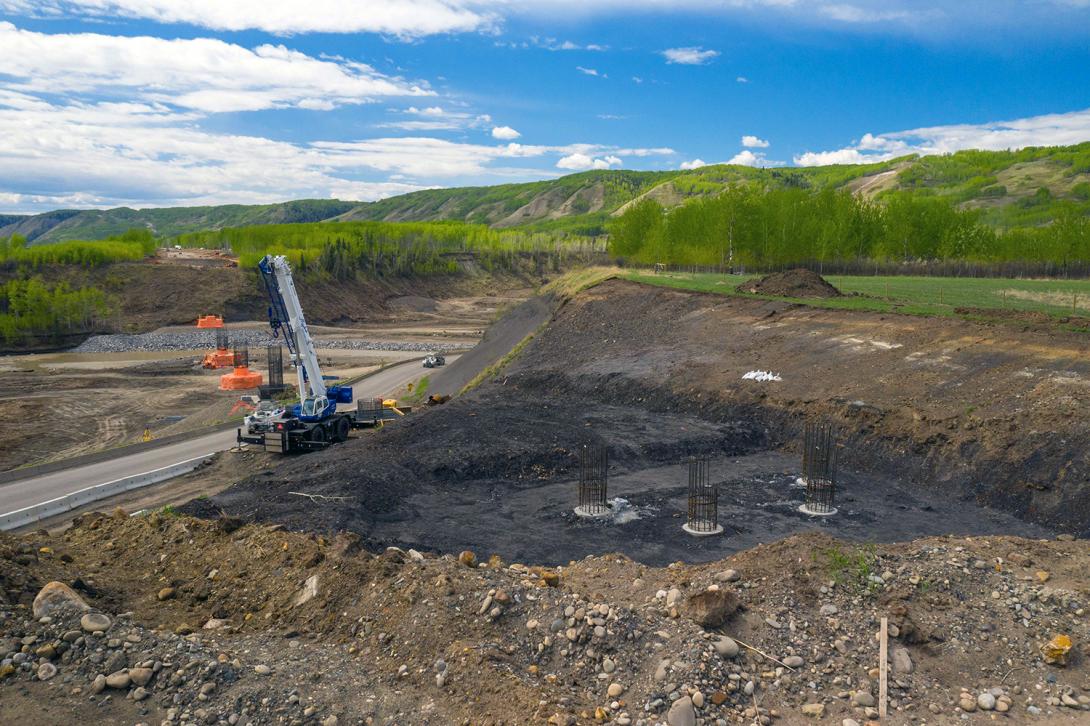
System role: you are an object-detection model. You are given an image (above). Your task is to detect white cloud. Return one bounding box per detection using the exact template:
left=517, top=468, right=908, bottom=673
left=728, top=150, right=766, bottom=166
left=0, top=91, right=675, bottom=211
left=1, top=0, right=495, bottom=37
left=661, top=47, right=719, bottom=65
left=377, top=106, right=491, bottom=131
left=491, top=125, right=521, bottom=140
left=0, top=23, right=430, bottom=113
left=4, top=1, right=1087, bottom=39
left=632, top=76, right=644, bottom=84
left=793, top=108, right=1090, bottom=166
left=742, top=135, right=770, bottom=148
left=736, top=76, right=750, bottom=83
left=680, top=158, right=707, bottom=170
left=576, top=66, right=605, bottom=77
left=556, top=153, right=623, bottom=171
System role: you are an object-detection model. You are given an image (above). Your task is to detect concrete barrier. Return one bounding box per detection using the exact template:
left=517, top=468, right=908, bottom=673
left=0, top=454, right=213, bottom=532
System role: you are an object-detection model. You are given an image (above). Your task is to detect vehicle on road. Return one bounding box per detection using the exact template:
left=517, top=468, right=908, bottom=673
left=423, top=353, right=446, bottom=368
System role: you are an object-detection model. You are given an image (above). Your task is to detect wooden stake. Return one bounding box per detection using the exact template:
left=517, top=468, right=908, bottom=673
left=879, top=617, right=889, bottom=719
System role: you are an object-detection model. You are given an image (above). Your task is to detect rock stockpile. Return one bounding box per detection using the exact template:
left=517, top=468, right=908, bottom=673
left=1, top=512, right=1087, bottom=724
left=74, top=330, right=464, bottom=354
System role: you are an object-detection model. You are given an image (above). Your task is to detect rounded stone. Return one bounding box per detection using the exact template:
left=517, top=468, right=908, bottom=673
left=607, top=682, right=624, bottom=697
left=80, top=613, right=112, bottom=633
left=978, top=693, right=996, bottom=711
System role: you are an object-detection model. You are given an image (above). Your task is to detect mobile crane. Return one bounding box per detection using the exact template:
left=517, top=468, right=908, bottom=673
left=236, top=254, right=408, bottom=453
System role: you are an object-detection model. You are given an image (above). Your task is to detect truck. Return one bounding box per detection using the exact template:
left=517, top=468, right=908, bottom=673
left=423, top=353, right=445, bottom=368
left=236, top=254, right=410, bottom=454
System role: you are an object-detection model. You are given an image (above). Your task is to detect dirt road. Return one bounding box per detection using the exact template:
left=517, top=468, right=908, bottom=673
left=0, top=357, right=443, bottom=525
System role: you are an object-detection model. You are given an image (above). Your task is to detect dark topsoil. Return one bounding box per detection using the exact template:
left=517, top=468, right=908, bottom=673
left=182, top=281, right=1083, bottom=564
left=736, top=268, right=842, bottom=298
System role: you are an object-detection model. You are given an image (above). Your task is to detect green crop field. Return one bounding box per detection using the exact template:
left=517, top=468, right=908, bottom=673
left=624, top=270, right=1090, bottom=322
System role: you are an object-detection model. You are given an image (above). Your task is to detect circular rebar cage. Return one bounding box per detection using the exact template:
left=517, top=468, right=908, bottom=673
left=233, top=345, right=249, bottom=369
left=215, top=328, right=229, bottom=351
left=577, top=444, right=609, bottom=515
left=802, top=423, right=838, bottom=514
left=686, top=456, right=720, bottom=533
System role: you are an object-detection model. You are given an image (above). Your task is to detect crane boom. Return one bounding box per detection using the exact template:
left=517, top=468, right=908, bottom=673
left=258, top=254, right=326, bottom=400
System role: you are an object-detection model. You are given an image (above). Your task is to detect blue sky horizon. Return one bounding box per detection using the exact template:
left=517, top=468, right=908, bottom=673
left=1, top=1, right=1089, bottom=214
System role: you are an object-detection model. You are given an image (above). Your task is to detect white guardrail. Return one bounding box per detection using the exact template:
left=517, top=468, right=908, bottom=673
left=0, top=454, right=214, bottom=532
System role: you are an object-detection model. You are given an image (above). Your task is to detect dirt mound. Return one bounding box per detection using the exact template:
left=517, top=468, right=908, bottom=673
left=736, top=268, right=842, bottom=298
left=3, top=517, right=1088, bottom=724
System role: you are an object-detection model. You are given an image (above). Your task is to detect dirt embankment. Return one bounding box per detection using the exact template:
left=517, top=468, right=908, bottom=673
left=0, top=254, right=554, bottom=352
left=510, top=279, right=1090, bottom=534
left=2, top=514, right=1088, bottom=725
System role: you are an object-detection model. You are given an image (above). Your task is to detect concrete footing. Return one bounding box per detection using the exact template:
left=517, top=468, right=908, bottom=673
left=798, top=503, right=838, bottom=517
left=574, top=505, right=611, bottom=519
left=682, top=523, right=724, bottom=537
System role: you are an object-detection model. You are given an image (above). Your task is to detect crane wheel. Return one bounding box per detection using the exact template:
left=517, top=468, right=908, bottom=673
left=333, top=417, right=350, bottom=443
left=308, top=425, right=327, bottom=445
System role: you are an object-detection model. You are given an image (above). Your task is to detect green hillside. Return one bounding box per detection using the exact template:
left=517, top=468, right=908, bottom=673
left=6, top=142, right=1090, bottom=245
left=0, top=199, right=357, bottom=245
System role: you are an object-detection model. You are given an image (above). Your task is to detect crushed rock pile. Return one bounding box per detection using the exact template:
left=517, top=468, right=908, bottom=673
left=73, top=329, right=464, bottom=354
left=1, top=513, right=1088, bottom=725
left=736, top=269, right=842, bottom=298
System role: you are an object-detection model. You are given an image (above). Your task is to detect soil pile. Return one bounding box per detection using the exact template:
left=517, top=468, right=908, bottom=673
left=736, top=268, right=842, bottom=298
left=2, top=515, right=1087, bottom=724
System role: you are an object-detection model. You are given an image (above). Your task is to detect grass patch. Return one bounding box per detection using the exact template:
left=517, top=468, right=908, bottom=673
left=542, top=266, right=623, bottom=301
left=460, top=326, right=542, bottom=395
left=622, top=270, right=1090, bottom=324
left=157, top=504, right=180, bottom=517
left=817, top=544, right=879, bottom=592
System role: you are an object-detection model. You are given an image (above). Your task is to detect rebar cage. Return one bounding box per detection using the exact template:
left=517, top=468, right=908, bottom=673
left=215, top=328, right=229, bottom=351
left=577, top=444, right=609, bottom=515
left=267, top=345, right=284, bottom=387
left=802, top=422, right=838, bottom=513
left=232, top=344, right=249, bottom=369
left=686, top=456, right=720, bottom=533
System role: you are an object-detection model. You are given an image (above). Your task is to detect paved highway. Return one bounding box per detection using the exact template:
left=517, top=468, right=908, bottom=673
left=0, top=358, right=442, bottom=518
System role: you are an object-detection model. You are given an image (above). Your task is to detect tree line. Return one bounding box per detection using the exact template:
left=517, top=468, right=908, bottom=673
left=0, top=278, right=111, bottom=344
left=608, top=187, right=1090, bottom=271
left=0, top=229, right=156, bottom=268
left=177, top=220, right=604, bottom=281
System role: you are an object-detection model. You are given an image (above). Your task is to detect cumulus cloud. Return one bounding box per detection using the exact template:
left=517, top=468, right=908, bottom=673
left=377, top=106, right=492, bottom=131
left=736, top=76, right=750, bottom=83
left=680, top=158, right=707, bottom=170
left=793, top=108, right=1090, bottom=166
left=0, top=0, right=495, bottom=37
left=661, top=47, right=719, bottom=65
left=0, top=23, right=430, bottom=113
left=0, top=90, right=675, bottom=211
left=742, top=135, right=770, bottom=148
left=491, top=125, right=521, bottom=140
left=556, top=153, right=623, bottom=171
left=5, top=1, right=1088, bottom=39
left=728, top=150, right=766, bottom=166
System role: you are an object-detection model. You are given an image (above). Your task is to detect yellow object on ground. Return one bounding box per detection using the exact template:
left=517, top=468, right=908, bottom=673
left=1041, top=635, right=1072, bottom=665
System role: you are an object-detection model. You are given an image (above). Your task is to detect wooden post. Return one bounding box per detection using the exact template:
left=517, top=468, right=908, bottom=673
left=879, top=617, right=889, bottom=719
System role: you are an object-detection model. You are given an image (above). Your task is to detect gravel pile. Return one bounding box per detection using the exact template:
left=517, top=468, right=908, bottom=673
left=73, top=330, right=464, bottom=354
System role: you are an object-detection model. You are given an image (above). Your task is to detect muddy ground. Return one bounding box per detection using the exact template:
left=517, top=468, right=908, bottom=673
left=181, top=277, right=1090, bottom=567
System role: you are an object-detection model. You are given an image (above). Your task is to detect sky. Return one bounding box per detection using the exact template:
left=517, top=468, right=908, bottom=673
left=0, top=1, right=1089, bottom=213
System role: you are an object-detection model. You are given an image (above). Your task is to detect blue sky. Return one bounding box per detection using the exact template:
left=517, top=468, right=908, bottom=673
left=0, top=1, right=1089, bottom=213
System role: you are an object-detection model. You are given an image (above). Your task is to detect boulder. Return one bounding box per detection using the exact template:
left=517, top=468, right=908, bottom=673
left=32, top=582, right=89, bottom=619
left=684, top=589, right=740, bottom=629
left=666, top=696, right=696, bottom=726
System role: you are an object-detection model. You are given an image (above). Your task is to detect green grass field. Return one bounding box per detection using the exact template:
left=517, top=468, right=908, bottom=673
left=624, top=271, right=1090, bottom=322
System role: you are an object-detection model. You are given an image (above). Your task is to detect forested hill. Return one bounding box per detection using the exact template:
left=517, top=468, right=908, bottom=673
left=0, top=199, right=357, bottom=245
left=6, top=142, right=1090, bottom=243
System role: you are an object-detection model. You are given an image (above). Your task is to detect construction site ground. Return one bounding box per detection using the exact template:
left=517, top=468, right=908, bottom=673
left=3, top=274, right=1090, bottom=725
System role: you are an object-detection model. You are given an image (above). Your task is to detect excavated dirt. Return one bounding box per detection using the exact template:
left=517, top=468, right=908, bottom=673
left=175, top=278, right=1090, bottom=566
left=736, top=269, right=842, bottom=298
left=1, top=516, right=1088, bottom=725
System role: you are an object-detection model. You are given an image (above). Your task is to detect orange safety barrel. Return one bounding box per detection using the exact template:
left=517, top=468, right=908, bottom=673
left=197, top=315, right=224, bottom=328
left=219, top=366, right=263, bottom=390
